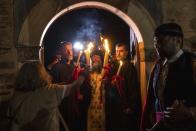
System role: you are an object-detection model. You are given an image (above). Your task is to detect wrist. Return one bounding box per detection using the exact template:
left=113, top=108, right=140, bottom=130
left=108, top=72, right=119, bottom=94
left=189, top=108, right=196, bottom=120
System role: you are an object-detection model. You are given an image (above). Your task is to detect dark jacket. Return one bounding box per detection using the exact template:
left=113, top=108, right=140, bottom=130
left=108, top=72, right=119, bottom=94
left=141, top=51, right=196, bottom=131
left=106, top=60, right=141, bottom=131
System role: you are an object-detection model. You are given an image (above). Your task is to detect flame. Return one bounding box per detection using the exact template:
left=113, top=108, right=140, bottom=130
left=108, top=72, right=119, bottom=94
left=87, top=42, right=94, bottom=52
left=104, top=39, right=110, bottom=53
left=100, top=36, right=104, bottom=41
left=84, top=42, right=94, bottom=55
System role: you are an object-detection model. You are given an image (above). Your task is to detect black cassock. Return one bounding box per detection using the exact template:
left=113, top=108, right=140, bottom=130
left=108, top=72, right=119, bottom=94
left=105, top=60, right=141, bottom=131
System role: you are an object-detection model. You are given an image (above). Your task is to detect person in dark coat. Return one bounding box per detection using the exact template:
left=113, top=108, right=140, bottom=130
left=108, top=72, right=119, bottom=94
left=106, top=43, right=141, bottom=131
left=140, top=22, right=196, bottom=131
left=48, top=41, right=84, bottom=131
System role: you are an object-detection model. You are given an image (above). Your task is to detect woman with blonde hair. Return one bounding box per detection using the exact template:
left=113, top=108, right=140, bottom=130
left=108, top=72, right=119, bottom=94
left=10, top=60, right=89, bottom=131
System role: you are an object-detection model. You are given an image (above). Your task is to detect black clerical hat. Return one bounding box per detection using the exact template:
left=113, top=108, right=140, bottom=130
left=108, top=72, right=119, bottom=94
left=91, top=49, right=104, bottom=60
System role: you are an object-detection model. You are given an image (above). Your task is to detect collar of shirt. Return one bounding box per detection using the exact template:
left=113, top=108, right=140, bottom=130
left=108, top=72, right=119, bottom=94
left=167, top=49, right=183, bottom=63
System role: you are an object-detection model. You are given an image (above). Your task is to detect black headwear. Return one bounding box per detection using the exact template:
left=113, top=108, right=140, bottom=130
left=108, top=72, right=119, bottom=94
left=91, top=49, right=104, bottom=61
left=154, top=22, right=183, bottom=37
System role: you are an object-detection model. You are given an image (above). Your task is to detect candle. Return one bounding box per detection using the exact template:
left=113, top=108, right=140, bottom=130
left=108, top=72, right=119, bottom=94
left=103, top=39, right=110, bottom=67
left=101, top=39, right=110, bottom=77
left=76, top=50, right=83, bottom=66
left=100, top=36, right=104, bottom=42
left=84, top=42, right=94, bottom=67
left=84, top=50, right=90, bottom=65
left=116, top=60, right=123, bottom=75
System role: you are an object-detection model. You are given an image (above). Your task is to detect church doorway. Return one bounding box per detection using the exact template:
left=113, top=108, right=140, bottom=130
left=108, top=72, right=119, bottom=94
left=39, top=1, right=149, bottom=108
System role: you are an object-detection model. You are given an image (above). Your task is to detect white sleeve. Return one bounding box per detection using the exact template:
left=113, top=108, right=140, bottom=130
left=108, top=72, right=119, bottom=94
left=51, top=84, right=69, bottom=102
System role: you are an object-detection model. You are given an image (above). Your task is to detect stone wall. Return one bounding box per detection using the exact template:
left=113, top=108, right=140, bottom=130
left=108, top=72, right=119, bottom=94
left=0, top=0, right=16, bottom=102
left=162, top=0, right=196, bottom=52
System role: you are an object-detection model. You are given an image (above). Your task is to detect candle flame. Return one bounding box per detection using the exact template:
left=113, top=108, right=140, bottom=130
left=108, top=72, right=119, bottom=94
left=87, top=42, right=94, bottom=52
left=85, top=42, right=94, bottom=53
left=104, top=39, right=110, bottom=53
left=100, top=36, right=104, bottom=41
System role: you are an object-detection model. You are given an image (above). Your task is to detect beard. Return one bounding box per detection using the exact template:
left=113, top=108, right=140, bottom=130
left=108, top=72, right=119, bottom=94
left=92, top=62, right=102, bottom=73
left=67, top=55, right=73, bottom=61
left=62, top=55, right=73, bottom=61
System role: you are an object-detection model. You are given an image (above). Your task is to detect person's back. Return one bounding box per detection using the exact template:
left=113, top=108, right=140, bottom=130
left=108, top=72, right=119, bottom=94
left=10, top=60, right=90, bottom=131
left=11, top=85, right=64, bottom=131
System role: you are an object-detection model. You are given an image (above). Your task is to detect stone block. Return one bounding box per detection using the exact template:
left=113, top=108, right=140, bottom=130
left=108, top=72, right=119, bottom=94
left=0, top=73, right=16, bottom=84
left=16, top=45, right=40, bottom=62
left=0, top=48, right=11, bottom=55
left=0, top=61, right=15, bottom=69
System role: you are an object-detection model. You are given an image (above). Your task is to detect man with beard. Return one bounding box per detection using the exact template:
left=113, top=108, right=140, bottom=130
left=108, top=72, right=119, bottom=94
left=140, top=23, right=196, bottom=131
left=49, top=41, right=74, bottom=83
left=73, top=50, right=104, bottom=131
left=87, top=50, right=106, bottom=131
left=105, top=43, right=141, bottom=131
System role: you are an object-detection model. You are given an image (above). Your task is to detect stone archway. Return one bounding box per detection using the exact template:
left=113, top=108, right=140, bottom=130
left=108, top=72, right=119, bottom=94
left=19, top=1, right=156, bottom=108
left=39, top=1, right=144, bottom=46
left=39, top=1, right=147, bottom=107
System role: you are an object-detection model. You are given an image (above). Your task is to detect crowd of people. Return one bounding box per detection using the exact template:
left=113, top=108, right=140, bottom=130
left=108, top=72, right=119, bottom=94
left=7, top=22, right=196, bottom=131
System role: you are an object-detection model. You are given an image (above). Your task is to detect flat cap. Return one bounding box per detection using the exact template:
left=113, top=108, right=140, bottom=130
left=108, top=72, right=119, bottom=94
left=154, top=22, right=183, bottom=37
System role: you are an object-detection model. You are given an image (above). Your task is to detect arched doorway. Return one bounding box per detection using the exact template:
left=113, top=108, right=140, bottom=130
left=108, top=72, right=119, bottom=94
left=38, top=1, right=152, bottom=108
left=39, top=2, right=143, bottom=46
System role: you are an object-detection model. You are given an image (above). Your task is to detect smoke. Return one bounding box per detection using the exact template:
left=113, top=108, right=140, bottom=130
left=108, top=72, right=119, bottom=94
left=75, top=10, right=103, bottom=44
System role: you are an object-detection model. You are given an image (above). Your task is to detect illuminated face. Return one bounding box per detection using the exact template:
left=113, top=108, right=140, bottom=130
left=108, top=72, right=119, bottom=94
left=62, top=44, right=73, bottom=61
left=92, top=55, right=102, bottom=66
left=115, top=46, right=128, bottom=61
left=91, top=54, right=102, bottom=72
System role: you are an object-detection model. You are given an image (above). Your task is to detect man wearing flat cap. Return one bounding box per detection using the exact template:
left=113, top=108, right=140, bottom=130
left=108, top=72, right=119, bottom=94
left=140, top=22, right=196, bottom=131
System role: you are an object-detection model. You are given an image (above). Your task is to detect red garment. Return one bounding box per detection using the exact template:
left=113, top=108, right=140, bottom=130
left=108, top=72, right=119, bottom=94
left=72, top=66, right=84, bottom=101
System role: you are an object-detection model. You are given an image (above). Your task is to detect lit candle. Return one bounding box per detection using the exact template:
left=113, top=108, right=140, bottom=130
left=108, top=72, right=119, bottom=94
left=84, top=50, right=90, bottom=65
left=76, top=50, right=83, bottom=66
left=101, top=39, right=110, bottom=77
left=84, top=42, right=94, bottom=67
left=103, top=39, right=110, bottom=67
left=116, top=60, right=123, bottom=75
left=100, top=36, right=104, bottom=42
